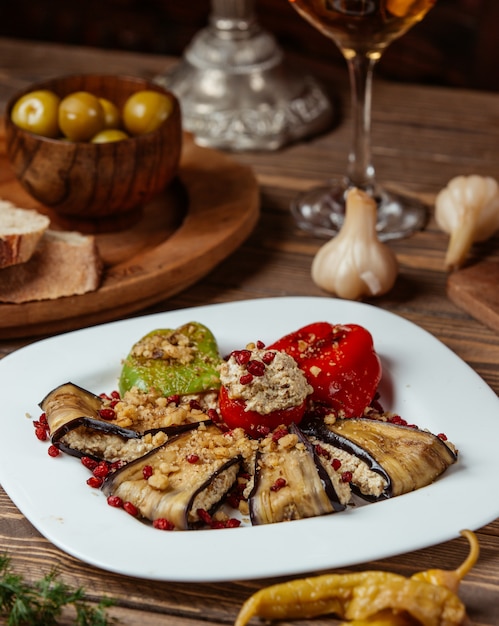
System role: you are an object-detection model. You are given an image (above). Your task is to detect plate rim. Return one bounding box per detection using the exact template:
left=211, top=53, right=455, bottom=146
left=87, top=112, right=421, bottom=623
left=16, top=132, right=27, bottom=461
left=1, top=296, right=498, bottom=583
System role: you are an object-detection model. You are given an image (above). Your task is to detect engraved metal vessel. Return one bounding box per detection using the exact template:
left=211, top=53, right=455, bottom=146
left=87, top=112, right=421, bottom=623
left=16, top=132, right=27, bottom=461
left=155, top=0, right=333, bottom=151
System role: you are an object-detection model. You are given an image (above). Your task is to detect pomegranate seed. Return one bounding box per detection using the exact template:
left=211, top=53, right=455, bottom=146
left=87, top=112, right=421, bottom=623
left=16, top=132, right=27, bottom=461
left=270, top=478, right=287, bottom=492
left=34, top=417, right=48, bottom=431
left=262, top=351, right=276, bottom=364
left=389, top=415, right=408, bottom=426
left=93, top=463, right=110, bottom=478
left=99, top=393, right=111, bottom=400
left=272, top=427, right=289, bottom=442
left=87, top=476, right=103, bottom=488
left=256, top=340, right=265, bottom=349
left=142, top=465, right=153, bottom=479
left=123, top=501, right=139, bottom=517
left=109, top=400, right=119, bottom=408
left=166, top=394, right=180, bottom=405
left=226, top=518, right=241, bottom=528
left=189, top=399, right=202, bottom=411
left=437, top=433, right=448, bottom=441
left=39, top=413, right=48, bottom=425
left=341, top=471, right=353, bottom=483
left=47, top=445, right=60, bottom=457
left=226, top=493, right=242, bottom=509
left=110, top=460, right=124, bottom=471
left=236, top=483, right=248, bottom=495
left=153, top=518, right=175, bottom=530
left=207, top=408, right=220, bottom=422
left=315, top=444, right=331, bottom=459
left=35, top=427, right=48, bottom=441
left=107, top=495, right=123, bottom=508
left=81, top=456, right=98, bottom=471
left=98, top=408, right=116, bottom=421
left=246, top=360, right=265, bottom=376
left=233, top=349, right=251, bottom=365
left=256, top=424, right=270, bottom=437
left=187, top=454, right=199, bottom=464
left=332, top=458, right=342, bottom=471
left=211, top=520, right=226, bottom=529
left=197, top=508, right=213, bottom=525
left=240, top=373, right=253, bottom=385
left=110, top=390, right=121, bottom=399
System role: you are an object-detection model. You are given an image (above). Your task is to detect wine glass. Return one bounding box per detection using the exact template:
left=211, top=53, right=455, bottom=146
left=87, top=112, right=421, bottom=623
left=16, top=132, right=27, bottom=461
left=286, top=0, right=436, bottom=240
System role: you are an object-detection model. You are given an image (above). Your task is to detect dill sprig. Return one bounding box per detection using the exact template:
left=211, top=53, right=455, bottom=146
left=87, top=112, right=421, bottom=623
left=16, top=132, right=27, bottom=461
left=0, top=554, right=115, bottom=625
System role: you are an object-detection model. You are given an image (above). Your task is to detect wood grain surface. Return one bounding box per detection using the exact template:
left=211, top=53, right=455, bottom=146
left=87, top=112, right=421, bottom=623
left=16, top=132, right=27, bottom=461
left=0, top=38, right=499, bottom=626
left=447, top=261, right=499, bottom=333
left=0, top=128, right=259, bottom=338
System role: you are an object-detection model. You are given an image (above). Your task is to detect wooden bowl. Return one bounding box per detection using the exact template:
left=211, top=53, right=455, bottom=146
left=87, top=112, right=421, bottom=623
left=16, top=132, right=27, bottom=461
left=4, top=74, right=182, bottom=232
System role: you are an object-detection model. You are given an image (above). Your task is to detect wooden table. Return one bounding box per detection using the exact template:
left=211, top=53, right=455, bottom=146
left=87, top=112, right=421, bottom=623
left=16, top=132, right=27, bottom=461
left=0, top=37, right=498, bottom=625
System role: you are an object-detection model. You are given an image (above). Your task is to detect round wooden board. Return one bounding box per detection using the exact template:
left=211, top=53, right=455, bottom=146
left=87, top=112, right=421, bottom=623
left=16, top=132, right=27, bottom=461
left=0, top=132, right=259, bottom=339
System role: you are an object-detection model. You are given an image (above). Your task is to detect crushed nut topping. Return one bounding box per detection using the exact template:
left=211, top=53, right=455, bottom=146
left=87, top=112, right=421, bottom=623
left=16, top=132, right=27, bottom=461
left=131, top=329, right=196, bottom=364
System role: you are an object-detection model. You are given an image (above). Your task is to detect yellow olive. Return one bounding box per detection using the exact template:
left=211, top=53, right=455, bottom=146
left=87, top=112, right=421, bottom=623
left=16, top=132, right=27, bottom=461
left=99, top=97, right=121, bottom=129
left=91, top=129, right=129, bottom=143
left=58, top=91, right=105, bottom=142
left=11, top=89, right=61, bottom=138
left=122, top=90, right=173, bottom=136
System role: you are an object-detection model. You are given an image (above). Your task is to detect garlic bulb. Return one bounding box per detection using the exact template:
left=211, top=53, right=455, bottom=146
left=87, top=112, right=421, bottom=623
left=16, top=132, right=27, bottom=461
left=311, top=188, right=398, bottom=300
left=435, top=175, right=499, bottom=271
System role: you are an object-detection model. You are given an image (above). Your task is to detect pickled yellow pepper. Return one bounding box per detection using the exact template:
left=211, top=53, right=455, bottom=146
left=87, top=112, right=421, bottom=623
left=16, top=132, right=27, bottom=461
left=234, top=530, right=479, bottom=626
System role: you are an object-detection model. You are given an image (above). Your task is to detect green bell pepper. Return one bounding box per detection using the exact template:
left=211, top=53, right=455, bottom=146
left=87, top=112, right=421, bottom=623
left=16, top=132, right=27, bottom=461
left=118, top=321, right=222, bottom=397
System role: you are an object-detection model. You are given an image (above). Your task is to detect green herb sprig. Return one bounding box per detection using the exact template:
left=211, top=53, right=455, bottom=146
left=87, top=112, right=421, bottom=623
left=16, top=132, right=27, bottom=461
left=0, top=554, right=115, bottom=625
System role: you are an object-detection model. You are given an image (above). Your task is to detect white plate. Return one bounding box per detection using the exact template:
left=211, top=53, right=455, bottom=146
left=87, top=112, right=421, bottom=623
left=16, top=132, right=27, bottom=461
left=1, top=297, right=498, bottom=583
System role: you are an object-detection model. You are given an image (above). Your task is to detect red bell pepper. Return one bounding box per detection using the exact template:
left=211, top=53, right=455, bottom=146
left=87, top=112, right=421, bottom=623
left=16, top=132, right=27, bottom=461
left=269, top=322, right=381, bottom=418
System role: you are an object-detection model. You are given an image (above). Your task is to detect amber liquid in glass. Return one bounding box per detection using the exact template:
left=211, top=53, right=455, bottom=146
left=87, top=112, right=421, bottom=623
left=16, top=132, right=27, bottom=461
left=289, top=0, right=436, bottom=57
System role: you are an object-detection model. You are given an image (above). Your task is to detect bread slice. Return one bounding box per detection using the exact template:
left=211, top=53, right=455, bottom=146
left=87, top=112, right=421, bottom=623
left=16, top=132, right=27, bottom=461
left=0, top=200, right=50, bottom=268
left=0, top=229, right=103, bottom=303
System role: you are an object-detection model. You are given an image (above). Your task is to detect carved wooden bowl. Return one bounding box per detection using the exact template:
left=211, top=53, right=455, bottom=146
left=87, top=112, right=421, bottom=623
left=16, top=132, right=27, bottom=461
left=4, top=74, right=182, bottom=232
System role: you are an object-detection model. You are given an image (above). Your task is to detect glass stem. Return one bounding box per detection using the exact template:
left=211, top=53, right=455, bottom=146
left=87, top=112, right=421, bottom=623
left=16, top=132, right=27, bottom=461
left=345, top=52, right=379, bottom=193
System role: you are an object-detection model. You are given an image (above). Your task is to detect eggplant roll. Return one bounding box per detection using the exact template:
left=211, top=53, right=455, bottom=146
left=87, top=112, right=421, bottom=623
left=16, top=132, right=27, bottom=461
left=40, top=382, right=200, bottom=463
left=249, top=424, right=347, bottom=525
left=302, top=416, right=457, bottom=501
left=102, top=423, right=243, bottom=529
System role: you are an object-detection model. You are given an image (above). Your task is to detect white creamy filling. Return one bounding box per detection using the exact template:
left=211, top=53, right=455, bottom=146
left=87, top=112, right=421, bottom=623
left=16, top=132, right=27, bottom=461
left=62, top=428, right=167, bottom=463
left=309, top=437, right=388, bottom=499
left=220, top=349, right=313, bottom=414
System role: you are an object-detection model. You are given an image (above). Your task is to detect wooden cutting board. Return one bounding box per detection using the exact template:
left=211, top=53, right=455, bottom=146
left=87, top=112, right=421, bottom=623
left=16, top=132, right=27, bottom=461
left=447, top=260, right=499, bottom=332
left=0, top=133, right=259, bottom=339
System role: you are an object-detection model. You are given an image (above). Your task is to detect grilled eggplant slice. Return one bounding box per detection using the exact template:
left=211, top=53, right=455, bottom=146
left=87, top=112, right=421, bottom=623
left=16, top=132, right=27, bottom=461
left=249, top=424, right=348, bottom=525
left=102, top=423, right=242, bottom=529
left=302, top=416, right=457, bottom=502
left=41, top=382, right=109, bottom=437
left=40, top=382, right=201, bottom=463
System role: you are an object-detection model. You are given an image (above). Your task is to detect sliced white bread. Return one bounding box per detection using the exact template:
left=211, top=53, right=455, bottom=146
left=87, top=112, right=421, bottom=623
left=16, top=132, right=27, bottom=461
left=0, top=200, right=50, bottom=269
left=0, top=229, right=103, bottom=303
